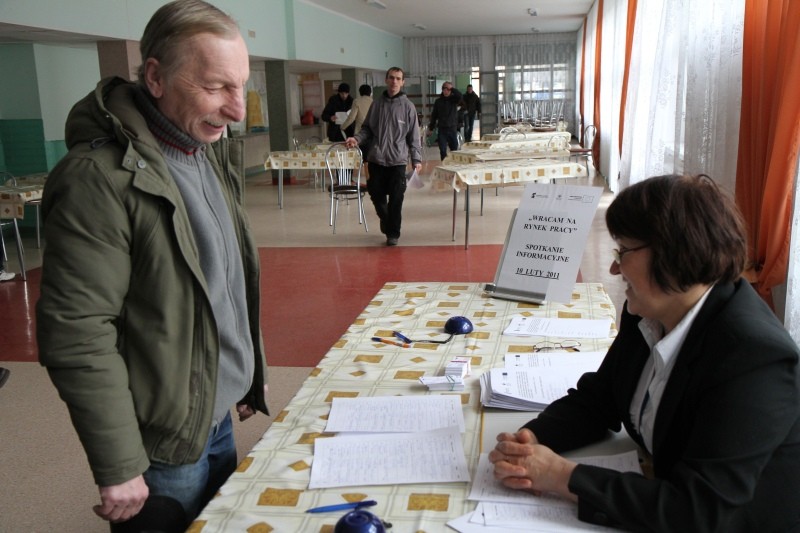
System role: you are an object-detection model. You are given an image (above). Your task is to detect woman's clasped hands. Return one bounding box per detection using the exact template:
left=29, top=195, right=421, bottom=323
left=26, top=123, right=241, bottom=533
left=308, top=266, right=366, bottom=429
left=488, top=428, right=579, bottom=503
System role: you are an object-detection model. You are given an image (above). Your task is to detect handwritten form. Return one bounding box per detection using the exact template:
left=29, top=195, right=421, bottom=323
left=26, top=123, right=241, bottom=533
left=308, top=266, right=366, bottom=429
left=325, top=395, right=466, bottom=433
left=504, top=316, right=612, bottom=338
left=309, top=395, right=470, bottom=488
left=445, top=452, right=639, bottom=532
left=309, top=428, right=470, bottom=488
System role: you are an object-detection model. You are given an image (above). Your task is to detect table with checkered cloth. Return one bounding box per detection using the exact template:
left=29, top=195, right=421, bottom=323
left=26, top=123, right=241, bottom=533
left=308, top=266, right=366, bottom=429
left=191, top=282, right=617, bottom=533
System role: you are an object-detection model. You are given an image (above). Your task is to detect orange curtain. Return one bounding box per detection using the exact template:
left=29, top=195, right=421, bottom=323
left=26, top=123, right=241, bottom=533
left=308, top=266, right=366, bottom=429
left=579, top=17, right=587, bottom=145
left=618, top=0, right=638, bottom=155
left=591, top=0, right=604, bottom=170
left=735, top=0, right=800, bottom=304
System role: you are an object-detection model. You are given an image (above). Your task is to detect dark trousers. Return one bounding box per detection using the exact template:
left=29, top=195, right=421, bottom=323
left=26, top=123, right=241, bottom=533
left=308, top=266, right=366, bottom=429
left=437, top=128, right=459, bottom=160
left=464, top=112, right=477, bottom=142
left=367, top=163, right=407, bottom=239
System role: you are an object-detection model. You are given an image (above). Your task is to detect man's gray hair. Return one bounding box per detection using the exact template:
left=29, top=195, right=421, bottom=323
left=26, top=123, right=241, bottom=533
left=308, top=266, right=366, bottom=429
left=137, top=0, right=239, bottom=83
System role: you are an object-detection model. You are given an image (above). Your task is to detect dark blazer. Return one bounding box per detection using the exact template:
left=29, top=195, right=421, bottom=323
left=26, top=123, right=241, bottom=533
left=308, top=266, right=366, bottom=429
left=526, top=280, right=800, bottom=532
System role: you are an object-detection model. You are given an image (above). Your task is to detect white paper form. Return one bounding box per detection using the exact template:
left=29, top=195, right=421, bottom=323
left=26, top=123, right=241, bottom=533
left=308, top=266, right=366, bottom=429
left=308, top=428, right=470, bottom=488
left=504, top=316, right=612, bottom=338
left=504, top=352, right=606, bottom=370
left=324, top=395, right=465, bottom=433
left=468, top=452, right=641, bottom=504
left=480, top=367, right=588, bottom=410
left=475, top=501, right=618, bottom=531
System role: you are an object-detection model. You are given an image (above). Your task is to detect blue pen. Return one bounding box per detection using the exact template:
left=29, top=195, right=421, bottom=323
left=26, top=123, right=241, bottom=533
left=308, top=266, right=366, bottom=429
left=393, top=331, right=413, bottom=344
left=306, top=500, right=377, bottom=513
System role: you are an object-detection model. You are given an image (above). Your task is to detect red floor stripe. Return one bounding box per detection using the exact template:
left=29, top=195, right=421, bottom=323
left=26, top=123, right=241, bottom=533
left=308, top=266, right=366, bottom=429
left=0, top=245, right=502, bottom=367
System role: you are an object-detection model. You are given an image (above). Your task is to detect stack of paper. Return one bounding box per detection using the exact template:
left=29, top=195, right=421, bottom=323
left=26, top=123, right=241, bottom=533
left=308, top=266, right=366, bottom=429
left=479, top=352, right=605, bottom=411
left=309, top=395, right=471, bottom=489
left=446, top=357, right=472, bottom=378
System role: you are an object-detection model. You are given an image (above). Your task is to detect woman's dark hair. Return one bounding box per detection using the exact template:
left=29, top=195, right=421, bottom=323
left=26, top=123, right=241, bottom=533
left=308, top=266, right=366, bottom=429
left=605, top=174, right=747, bottom=292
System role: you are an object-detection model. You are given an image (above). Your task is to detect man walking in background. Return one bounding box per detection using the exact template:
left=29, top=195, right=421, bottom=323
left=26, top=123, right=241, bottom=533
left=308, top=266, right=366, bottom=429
left=461, top=84, right=481, bottom=142
left=341, top=84, right=373, bottom=139
left=429, top=81, right=462, bottom=160
left=346, top=67, right=421, bottom=247
left=322, top=82, right=354, bottom=141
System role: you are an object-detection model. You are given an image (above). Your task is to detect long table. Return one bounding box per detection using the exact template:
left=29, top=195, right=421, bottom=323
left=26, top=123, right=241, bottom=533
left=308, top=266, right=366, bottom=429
left=431, top=159, right=588, bottom=249
left=191, top=282, right=618, bottom=533
left=264, top=150, right=359, bottom=209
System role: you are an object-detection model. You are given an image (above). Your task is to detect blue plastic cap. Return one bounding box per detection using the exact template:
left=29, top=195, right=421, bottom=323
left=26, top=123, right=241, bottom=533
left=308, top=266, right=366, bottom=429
left=334, top=510, right=386, bottom=533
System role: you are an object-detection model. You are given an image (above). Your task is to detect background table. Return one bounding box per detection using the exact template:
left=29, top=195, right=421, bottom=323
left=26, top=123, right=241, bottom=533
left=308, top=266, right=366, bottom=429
left=480, top=131, right=571, bottom=142
left=192, top=282, right=618, bottom=533
left=264, top=150, right=359, bottom=209
left=0, top=182, right=43, bottom=219
left=443, top=146, right=570, bottom=164
left=431, top=159, right=588, bottom=249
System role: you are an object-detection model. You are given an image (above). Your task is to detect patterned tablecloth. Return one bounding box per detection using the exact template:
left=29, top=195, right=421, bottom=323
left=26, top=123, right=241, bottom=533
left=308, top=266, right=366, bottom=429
left=191, top=282, right=618, bottom=533
left=0, top=183, right=43, bottom=219
left=443, top=147, right=570, bottom=164
left=431, top=159, right=587, bottom=193
left=264, top=150, right=360, bottom=209
left=464, top=131, right=571, bottom=151
left=480, top=131, right=571, bottom=142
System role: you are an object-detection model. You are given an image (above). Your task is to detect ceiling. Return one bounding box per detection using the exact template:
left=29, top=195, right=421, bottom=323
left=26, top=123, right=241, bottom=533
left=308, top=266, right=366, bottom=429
left=306, top=0, right=594, bottom=37
left=0, top=1, right=593, bottom=73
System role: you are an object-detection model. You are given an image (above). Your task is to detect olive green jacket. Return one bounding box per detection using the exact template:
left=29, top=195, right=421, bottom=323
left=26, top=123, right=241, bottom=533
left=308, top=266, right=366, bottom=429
left=36, top=77, right=268, bottom=487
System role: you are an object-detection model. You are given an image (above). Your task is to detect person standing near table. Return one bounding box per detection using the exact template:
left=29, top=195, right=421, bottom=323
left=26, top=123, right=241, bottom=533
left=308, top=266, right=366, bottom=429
left=490, top=174, right=800, bottom=532
left=340, top=84, right=373, bottom=141
left=461, top=84, right=481, bottom=142
left=36, top=0, right=269, bottom=527
left=322, top=82, right=354, bottom=142
left=429, top=81, right=462, bottom=160
left=345, top=67, right=421, bottom=247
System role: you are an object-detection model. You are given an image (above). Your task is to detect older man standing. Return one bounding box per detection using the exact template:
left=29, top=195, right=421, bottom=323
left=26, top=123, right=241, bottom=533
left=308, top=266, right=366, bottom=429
left=36, top=0, right=268, bottom=527
left=346, top=67, right=421, bottom=246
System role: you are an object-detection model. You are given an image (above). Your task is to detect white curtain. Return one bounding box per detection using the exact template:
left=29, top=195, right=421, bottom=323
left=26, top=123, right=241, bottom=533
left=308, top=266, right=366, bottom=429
left=405, top=36, right=482, bottom=77
left=618, top=0, right=744, bottom=192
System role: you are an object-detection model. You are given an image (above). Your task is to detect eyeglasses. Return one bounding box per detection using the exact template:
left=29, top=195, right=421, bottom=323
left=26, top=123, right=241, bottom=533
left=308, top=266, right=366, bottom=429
left=612, top=244, right=648, bottom=264
left=442, top=86, right=452, bottom=91
left=532, top=340, right=581, bottom=352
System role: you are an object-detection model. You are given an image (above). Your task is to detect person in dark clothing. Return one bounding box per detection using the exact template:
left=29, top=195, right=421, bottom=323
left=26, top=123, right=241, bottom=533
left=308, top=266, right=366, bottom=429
left=461, top=84, right=481, bottom=142
left=429, top=82, right=462, bottom=160
left=321, top=82, right=354, bottom=142
left=345, top=67, right=421, bottom=247
left=489, top=174, right=800, bottom=533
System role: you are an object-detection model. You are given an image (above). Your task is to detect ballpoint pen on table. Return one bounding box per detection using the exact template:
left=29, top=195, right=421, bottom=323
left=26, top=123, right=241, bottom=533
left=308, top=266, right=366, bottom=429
left=371, top=336, right=410, bottom=348
left=392, top=331, right=413, bottom=344
left=306, top=500, right=378, bottom=513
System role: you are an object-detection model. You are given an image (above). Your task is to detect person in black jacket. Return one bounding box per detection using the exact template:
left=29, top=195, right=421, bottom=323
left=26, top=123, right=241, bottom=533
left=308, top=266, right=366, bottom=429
left=461, top=84, right=481, bottom=142
left=490, top=174, right=800, bottom=532
left=429, top=82, right=462, bottom=160
left=321, top=82, right=354, bottom=142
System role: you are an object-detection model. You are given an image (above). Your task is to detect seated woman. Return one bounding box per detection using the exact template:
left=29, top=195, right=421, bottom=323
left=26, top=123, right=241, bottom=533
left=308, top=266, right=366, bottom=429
left=490, top=174, right=800, bottom=532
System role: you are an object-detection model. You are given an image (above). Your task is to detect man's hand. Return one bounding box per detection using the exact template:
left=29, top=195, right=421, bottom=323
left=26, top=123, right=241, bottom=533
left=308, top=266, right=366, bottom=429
left=236, top=384, right=269, bottom=422
left=344, top=137, right=358, bottom=148
left=94, top=475, right=149, bottom=523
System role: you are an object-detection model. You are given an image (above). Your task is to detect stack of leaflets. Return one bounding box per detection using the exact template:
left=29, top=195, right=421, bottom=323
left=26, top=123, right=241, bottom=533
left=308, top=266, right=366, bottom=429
left=446, top=357, right=472, bottom=378
left=479, top=352, right=605, bottom=410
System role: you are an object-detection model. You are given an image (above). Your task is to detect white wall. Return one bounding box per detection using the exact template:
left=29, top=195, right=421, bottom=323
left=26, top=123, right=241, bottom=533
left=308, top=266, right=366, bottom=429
left=34, top=43, right=101, bottom=141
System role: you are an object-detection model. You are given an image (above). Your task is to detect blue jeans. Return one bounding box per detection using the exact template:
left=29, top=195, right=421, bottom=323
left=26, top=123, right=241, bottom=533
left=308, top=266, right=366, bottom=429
left=143, top=413, right=237, bottom=521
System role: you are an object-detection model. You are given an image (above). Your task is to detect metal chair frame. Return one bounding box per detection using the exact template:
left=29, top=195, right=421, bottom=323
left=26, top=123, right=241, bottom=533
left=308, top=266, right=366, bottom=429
left=569, top=124, right=597, bottom=168
left=324, top=143, right=368, bottom=234
left=0, top=173, right=27, bottom=280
